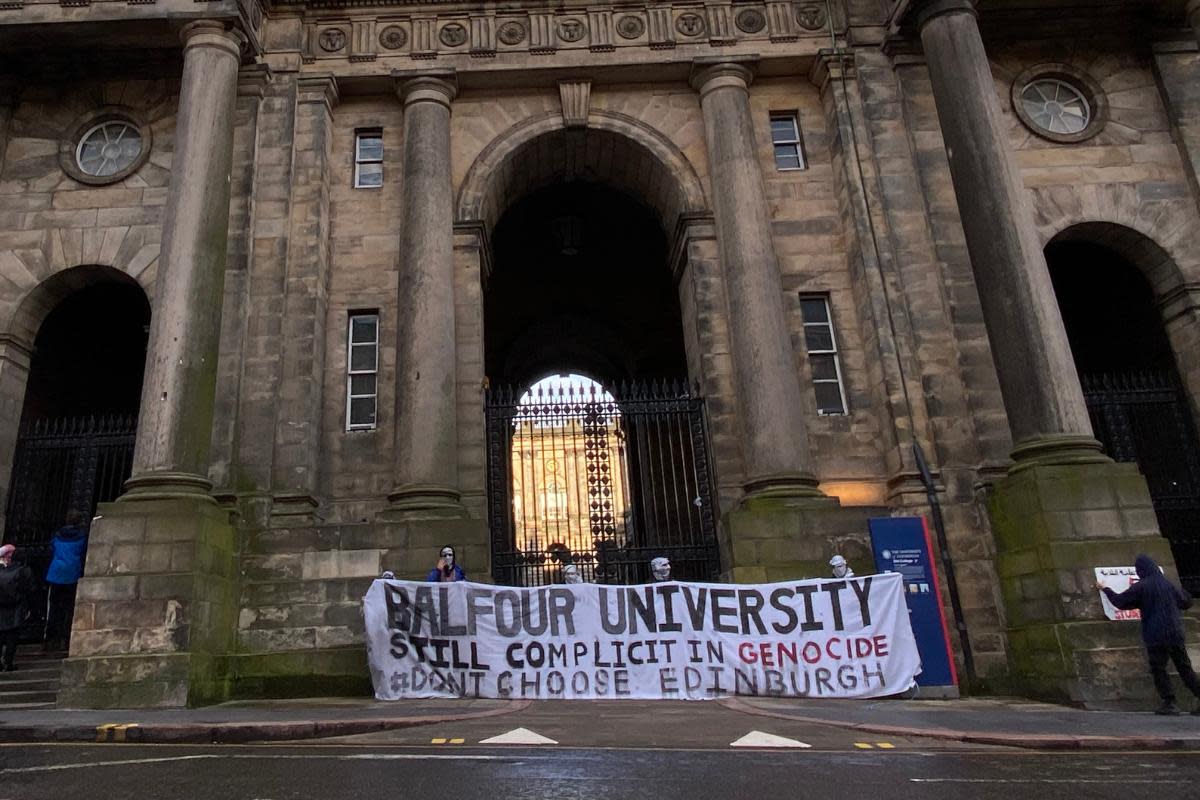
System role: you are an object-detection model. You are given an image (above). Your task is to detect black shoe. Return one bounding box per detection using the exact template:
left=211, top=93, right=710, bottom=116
left=1155, top=702, right=1182, bottom=716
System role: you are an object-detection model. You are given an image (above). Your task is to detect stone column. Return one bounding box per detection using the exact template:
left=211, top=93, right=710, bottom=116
left=690, top=59, right=822, bottom=499
left=123, top=21, right=244, bottom=500
left=914, top=0, right=1107, bottom=470
left=387, top=71, right=462, bottom=513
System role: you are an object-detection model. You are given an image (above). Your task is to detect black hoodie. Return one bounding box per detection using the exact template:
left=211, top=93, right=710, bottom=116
left=1103, top=554, right=1193, bottom=646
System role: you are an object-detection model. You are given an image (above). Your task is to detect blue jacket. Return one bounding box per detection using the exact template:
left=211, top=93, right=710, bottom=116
left=46, top=525, right=88, bottom=585
left=1103, top=554, right=1193, bottom=647
left=426, top=564, right=467, bottom=582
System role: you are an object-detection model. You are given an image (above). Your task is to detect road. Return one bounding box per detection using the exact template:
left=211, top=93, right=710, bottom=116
left=1, top=701, right=1197, bottom=799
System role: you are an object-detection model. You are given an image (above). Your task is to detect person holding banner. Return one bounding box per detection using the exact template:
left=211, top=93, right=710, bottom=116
left=1098, top=554, right=1199, bottom=716
left=426, top=546, right=467, bottom=583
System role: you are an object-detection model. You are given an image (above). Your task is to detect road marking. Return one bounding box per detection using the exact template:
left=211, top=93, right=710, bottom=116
left=876, top=742, right=895, bottom=749
left=729, top=731, right=811, bottom=749
left=853, top=743, right=873, bottom=749
left=113, top=724, right=138, bottom=743
left=0, top=753, right=518, bottom=775
left=450, top=738, right=464, bottom=744
left=910, top=778, right=1192, bottom=785
left=431, top=738, right=447, bottom=744
left=430, top=738, right=465, bottom=745
left=479, top=727, right=558, bottom=745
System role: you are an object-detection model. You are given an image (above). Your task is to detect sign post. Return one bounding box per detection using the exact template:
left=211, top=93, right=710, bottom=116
left=869, top=516, right=957, bottom=689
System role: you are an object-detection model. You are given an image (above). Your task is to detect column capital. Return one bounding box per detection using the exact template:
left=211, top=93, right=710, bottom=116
left=237, top=63, right=272, bottom=99
left=393, top=69, right=458, bottom=109
left=180, top=20, right=245, bottom=59
left=910, top=0, right=976, bottom=31
left=689, top=57, right=756, bottom=96
left=297, top=74, right=340, bottom=110
left=808, top=48, right=855, bottom=91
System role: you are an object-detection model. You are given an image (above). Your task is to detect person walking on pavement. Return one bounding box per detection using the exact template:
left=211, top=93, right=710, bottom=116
left=0, top=544, right=32, bottom=671
left=44, top=510, right=88, bottom=652
left=1099, top=553, right=1200, bottom=715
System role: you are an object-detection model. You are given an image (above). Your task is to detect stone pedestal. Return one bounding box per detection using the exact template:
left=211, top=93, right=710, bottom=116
left=989, top=462, right=1196, bottom=707
left=721, top=497, right=880, bottom=583
left=58, top=499, right=238, bottom=708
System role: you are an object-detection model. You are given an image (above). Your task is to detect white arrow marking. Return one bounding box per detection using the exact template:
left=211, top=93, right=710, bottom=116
left=730, top=731, right=812, bottom=749
left=479, top=727, right=559, bottom=745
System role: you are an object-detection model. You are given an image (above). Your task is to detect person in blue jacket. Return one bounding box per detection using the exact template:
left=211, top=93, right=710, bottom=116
left=44, top=510, right=88, bottom=652
left=426, top=545, right=466, bottom=583
left=1100, top=554, right=1199, bottom=715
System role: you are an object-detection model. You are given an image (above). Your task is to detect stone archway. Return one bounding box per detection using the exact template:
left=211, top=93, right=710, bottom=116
left=460, top=117, right=728, bottom=584
left=1045, top=223, right=1200, bottom=590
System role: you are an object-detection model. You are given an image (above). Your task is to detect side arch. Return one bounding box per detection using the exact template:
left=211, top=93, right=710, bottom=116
left=2, top=264, right=148, bottom=347
left=455, top=110, right=709, bottom=235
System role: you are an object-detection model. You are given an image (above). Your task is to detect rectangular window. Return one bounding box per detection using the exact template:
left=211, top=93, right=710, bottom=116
left=799, top=294, right=847, bottom=415
left=346, top=312, right=379, bottom=430
left=354, top=131, right=384, bottom=188
left=769, top=112, right=806, bottom=171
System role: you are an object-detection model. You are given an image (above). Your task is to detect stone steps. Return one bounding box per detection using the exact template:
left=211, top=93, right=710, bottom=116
left=0, top=649, right=63, bottom=708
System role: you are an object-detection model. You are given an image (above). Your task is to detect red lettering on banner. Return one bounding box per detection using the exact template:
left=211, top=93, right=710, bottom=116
left=825, top=638, right=842, bottom=661
left=873, top=635, right=888, bottom=657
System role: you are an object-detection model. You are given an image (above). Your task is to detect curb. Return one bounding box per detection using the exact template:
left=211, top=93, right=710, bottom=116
left=720, top=698, right=1200, bottom=751
left=0, top=700, right=532, bottom=745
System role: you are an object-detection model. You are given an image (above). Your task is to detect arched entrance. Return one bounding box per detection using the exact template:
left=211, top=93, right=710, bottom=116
left=1046, top=227, right=1200, bottom=591
left=2, top=269, right=149, bottom=638
left=471, top=123, right=720, bottom=585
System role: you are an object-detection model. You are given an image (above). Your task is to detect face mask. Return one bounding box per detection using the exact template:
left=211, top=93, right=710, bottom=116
left=440, top=550, right=454, bottom=569
left=832, top=564, right=847, bottom=578
left=651, top=559, right=671, bottom=581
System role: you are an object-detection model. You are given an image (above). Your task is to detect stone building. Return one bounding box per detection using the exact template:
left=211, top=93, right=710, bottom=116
left=1, top=0, right=1199, bottom=707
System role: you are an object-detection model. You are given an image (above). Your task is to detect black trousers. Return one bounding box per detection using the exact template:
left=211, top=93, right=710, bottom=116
left=1148, top=644, right=1200, bottom=703
left=0, top=627, right=18, bottom=668
left=45, top=583, right=77, bottom=648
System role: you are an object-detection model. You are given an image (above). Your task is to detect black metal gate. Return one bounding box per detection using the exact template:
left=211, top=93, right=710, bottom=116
left=1082, top=372, right=1200, bottom=593
left=485, top=379, right=720, bottom=586
left=3, top=415, right=136, bottom=637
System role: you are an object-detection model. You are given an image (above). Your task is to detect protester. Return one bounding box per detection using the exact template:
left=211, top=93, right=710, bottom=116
left=1099, top=553, right=1199, bottom=715
left=426, top=545, right=467, bottom=582
left=0, top=544, right=32, bottom=672
left=562, top=564, right=584, bottom=585
left=650, top=556, right=671, bottom=582
left=830, top=555, right=855, bottom=579
left=45, top=510, right=88, bottom=652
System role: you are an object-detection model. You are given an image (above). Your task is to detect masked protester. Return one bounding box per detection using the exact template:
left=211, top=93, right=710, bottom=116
left=562, top=564, right=584, bottom=585
left=650, top=557, right=672, bottom=582
left=829, top=555, right=855, bottom=580
left=427, top=545, right=467, bottom=583
left=1099, top=554, right=1199, bottom=715
left=45, top=510, right=88, bottom=652
left=0, top=544, right=32, bottom=672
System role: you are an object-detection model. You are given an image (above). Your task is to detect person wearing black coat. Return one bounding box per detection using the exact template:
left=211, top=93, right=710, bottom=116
left=0, top=544, right=32, bottom=672
left=1100, top=554, right=1200, bottom=715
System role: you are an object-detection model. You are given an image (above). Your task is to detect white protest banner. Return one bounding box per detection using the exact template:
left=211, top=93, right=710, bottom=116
left=1095, top=566, right=1141, bottom=621
left=362, top=573, right=921, bottom=701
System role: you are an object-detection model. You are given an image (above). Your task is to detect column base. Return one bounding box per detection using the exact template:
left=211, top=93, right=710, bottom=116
left=269, top=492, right=321, bottom=524
left=59, top=498, right=238, bottom=708
left=120, top=471, right=216, bottom=503
left=380, top=484, right=466, bottom=520
left=740, top=472, right=826, bottom=504
left=988, top=460, right=1191, bottom=707
left=1008, top=433, right=1111, bottom=473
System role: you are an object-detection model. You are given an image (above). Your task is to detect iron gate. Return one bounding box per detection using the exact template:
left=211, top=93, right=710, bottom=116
left=3, top=415, right=136, bottom=637
left=1082, top=372, right=1200, bottom=593
left=485, top=379, right=720, bottom=586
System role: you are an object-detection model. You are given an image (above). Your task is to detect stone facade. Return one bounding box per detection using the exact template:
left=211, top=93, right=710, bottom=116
left=1, top=0, right=1199, bottom=707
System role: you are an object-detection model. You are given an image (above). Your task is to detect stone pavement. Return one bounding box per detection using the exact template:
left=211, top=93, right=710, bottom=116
left=1, top=695, right=1198, bottom=749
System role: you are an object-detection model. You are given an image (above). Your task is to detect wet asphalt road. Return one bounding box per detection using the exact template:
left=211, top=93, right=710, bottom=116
left=2, top=742, right=1199, bottom=800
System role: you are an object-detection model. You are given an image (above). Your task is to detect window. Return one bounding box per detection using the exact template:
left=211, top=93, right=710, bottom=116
left=354, top=131, right=384, bottom=188
left=346, top=312, right=379, bottom=430
left=799, top=294, right=847, bottom=415
left=1010, top=65, right=1107, bottom=144
left=769, top=112, right=805, bottom=171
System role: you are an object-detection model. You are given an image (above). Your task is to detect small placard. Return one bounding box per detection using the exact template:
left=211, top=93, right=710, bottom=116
left=1095, top=566, right=1141, bottom=621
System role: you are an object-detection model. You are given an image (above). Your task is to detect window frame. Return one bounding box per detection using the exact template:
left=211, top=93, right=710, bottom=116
left=769, top=111, right=806, bottom=172
left=346, top=311, right=380, bottom=431
left=353, top=130, right=384, bottom=189
left=798, top=293, right=849, bottom=416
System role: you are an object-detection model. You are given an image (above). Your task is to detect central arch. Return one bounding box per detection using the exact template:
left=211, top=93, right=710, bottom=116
left=470, top=117, right=722, bottom=586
